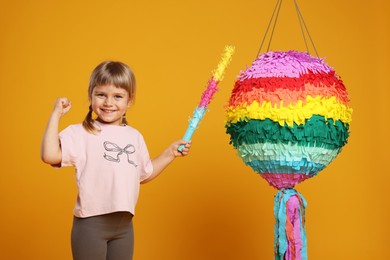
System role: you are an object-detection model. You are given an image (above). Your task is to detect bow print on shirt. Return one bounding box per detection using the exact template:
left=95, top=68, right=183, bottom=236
left=103, top=141, right=138, bottom=167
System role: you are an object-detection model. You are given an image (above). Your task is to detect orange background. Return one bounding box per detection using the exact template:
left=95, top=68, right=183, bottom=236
left=0, top=0, right=388, bottom=259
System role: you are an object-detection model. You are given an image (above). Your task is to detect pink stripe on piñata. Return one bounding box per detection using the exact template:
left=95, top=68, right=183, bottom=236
left=261, top=173, right=310, bottom=189
left=238, top=51, right=333, bottom=80
left=199, top=78, right=219, bottom=107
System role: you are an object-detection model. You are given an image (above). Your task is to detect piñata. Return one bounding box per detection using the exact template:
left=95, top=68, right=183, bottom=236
left=225, top=50, right=352, bottom=259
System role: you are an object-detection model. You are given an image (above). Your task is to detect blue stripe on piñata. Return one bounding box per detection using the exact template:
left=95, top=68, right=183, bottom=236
left=237, top=143, right=340, bottom=166
left=247, top=159, right=326, bottom=175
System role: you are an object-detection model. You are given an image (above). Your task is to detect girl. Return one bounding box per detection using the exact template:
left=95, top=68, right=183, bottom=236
left=41, top=61, right=191, bottom=260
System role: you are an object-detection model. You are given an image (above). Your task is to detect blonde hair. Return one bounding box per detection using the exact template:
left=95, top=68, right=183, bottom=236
left=82, top=61, right=136, bottom=134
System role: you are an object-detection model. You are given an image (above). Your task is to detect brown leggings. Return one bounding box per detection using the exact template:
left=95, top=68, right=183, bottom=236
left=71, top=212, right=134, bottom=260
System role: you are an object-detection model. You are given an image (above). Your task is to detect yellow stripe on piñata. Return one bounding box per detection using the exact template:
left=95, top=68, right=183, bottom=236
left=225, top=96, right=352, bottom=127
left=212, top=45, right=235, bottom=81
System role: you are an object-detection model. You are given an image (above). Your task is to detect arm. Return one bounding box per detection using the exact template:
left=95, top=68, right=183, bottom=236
left=40, top=98, right=72, bottom=165
left=141, top=140, right=191, bottom=184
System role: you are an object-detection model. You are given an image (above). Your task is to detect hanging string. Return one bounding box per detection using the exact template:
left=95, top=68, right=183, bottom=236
left=294, top=0, right=310, bottom=54
left=256, top=0, right=320, bottom=58
left=266, top=0, right=283, bottom=53
left=294, top=0, right=320, bottom=58
left=257, top=0, right=283, bottom=57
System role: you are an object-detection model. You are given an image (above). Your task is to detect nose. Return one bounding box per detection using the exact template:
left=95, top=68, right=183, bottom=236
left=104, top=97, right=114, bottom=106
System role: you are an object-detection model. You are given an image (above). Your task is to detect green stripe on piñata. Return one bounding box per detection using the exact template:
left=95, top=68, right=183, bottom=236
left=225, top=115, right=349, bottom=150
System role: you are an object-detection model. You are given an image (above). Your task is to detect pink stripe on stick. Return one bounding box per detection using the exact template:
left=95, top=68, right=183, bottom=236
left=199, top=78, right=219, bottom=107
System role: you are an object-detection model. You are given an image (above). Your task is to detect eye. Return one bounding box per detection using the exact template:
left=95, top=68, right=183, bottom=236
left=95, top=93, right=105, bottom=97
left=114, top=95, right=124, bottom=100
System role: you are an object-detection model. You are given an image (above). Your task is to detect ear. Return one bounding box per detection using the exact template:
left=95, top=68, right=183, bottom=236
left=127, top=99, right=133, bottom=108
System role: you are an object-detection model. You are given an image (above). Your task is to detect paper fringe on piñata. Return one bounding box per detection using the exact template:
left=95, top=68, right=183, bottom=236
left=225, top=50, right=352, bottom=259
left=178, top=45, right=235, bottom=151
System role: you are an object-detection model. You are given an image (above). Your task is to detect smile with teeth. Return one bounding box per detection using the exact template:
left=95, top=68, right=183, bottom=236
left=101, top=109, right=117, bottom=113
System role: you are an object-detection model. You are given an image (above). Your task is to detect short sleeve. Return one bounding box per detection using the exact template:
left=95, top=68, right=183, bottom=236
left=138, top=134, right=153, bottom=182
left=59, top=125, right=82, bottom=167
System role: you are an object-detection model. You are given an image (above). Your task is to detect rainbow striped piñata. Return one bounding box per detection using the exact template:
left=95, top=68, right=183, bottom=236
left=225, top=50, right=352, bottom=260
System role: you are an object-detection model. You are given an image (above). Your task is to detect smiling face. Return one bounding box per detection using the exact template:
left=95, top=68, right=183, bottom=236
left=91, top=84, right=131, bottom=125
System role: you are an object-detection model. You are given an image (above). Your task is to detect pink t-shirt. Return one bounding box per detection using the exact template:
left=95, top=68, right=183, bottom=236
left=59, top=122, right=153, bottom=218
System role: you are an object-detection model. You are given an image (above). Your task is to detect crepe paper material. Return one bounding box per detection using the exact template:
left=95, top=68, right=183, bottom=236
left=226, top=96, right=352, bottom=127
left=262, top=173, right=310, bottom=190
left=248, top=159, right=325, bottom=175
left=225, top=50, right=352, bottom=188
left=239, top=51, right=332, bottom=79
left=225, top=50, right=352, bottom=260
left=229, top=80, right=349, bottom=107
left=238, top=143, right=340, bottom=166
left=227, top=116, right=349, bottom=150
left=178, top=45, right=235, bottom=152
left=233, top=71, right=347, bottom=94
left=274, top=189, right=307, bottom=260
